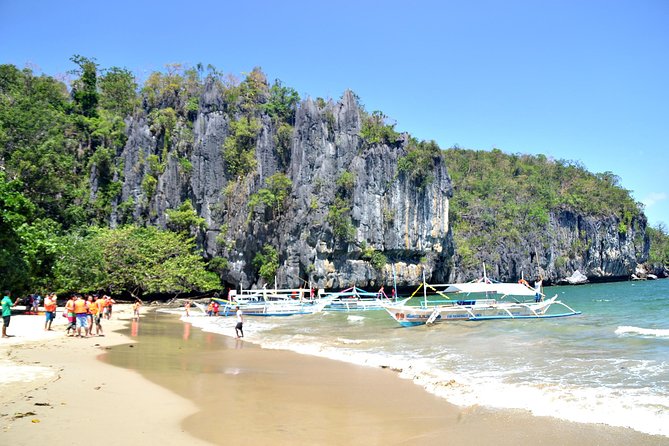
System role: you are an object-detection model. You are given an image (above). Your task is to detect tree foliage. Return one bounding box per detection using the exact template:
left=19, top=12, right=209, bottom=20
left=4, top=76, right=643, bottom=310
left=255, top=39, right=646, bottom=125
left=166, top=199, right=206, bottom=234
left=248, top=173, right=293, bottom=219
left=223, top=117, right=261, bottom=178
left=53, top=226, right=219, bottom=296
left=648, top=224, right=669, bottom=267
left=398, top=139, right=441, bottom=191
left=252, top=244, right=279, bottom=284
left=443, top=147, right=645, bottom=259
left=360, top=110, right=400, bottom=145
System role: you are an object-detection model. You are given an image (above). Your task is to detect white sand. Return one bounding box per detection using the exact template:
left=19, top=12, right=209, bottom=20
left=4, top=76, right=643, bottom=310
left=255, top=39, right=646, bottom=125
left=0, top=305, right=211, bottom=446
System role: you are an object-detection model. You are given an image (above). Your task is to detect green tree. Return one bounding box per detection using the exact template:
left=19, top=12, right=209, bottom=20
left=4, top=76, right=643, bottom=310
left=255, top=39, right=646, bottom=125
left=648, top=223, right=669, bottom=266
left=398, top=139, right=441, bottom=191
left=265, top=79, right=300, bottom=124
left=53, top=226, right=219, bottom=297
left=70, top=55, right=99, bottom=117
left=165, top=199, right=207, bottom=234
left=360, top=110, right=400, bottom=145
left=223, top=117, right=261, bottom=177
left=99, top=66, right=137, bottom=116
left=327, top=197, right=356, bottom=242
left=252, top=244, right=279, bottom=284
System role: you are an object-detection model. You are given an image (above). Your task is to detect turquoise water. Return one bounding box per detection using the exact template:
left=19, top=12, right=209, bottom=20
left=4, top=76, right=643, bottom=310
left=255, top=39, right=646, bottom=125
left=181, top=280, right=669, bottom=437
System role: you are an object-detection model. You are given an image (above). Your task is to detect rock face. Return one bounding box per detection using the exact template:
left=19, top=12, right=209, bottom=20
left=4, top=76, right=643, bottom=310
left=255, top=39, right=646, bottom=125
left=112, top=89, right=454, bottom=289
left=108, top=79, right=649, bottom=289
left=449, top=209, right=649, bottom=284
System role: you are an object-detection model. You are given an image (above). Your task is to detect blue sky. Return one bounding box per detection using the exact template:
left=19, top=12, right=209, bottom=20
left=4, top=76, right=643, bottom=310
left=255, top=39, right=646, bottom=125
left=1, top=0, right=667, bottom=227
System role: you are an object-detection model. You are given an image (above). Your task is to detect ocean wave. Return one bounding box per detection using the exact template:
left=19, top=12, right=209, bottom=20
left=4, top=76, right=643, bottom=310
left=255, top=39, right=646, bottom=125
left=615, top=326, right=669, bottom=338
left=178, top=314, right=669, bottom=438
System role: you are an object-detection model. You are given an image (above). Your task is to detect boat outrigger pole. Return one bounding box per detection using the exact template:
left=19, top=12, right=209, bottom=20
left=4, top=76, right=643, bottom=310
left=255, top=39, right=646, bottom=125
left=423, top=269, right=427, bottom=307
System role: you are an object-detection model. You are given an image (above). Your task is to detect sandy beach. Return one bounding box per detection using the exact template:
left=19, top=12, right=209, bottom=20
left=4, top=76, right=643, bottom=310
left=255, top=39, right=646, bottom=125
left=2, top=306, right=667, bottom=446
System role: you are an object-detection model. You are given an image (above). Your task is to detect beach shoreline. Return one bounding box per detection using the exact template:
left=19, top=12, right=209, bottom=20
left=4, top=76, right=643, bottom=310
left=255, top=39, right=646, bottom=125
left=2, top=307, right=667, bottom=446
left=0, top=305, right=211, bottom=446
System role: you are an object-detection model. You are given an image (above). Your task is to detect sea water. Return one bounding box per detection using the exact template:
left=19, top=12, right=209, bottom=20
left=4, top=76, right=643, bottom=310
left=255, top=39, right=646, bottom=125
left=181, top=280, right=669, bottom=438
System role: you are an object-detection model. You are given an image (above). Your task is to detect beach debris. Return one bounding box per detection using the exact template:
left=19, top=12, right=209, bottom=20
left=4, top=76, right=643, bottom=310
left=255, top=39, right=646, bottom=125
left=34, top=402, right=50, bottom=407
left=13, top=411, right=36, bottom=419
left=31, top=418, right=40, bottom=423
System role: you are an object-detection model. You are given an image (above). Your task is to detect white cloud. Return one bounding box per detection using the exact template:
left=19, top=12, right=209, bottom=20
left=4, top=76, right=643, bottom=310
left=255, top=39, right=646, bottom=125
left=642, top=192, right=668, bottom=208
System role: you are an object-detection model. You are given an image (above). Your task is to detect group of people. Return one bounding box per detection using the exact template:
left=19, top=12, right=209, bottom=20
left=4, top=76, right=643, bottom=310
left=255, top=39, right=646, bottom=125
left=182, top=298, right=243, bottom=338
left=63, top=294, right=117, bottom=337
left=206, top=300, right=220, bottom=316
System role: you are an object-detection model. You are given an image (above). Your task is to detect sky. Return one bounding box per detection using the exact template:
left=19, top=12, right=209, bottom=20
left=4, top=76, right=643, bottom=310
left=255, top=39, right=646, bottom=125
left=1, top=0, right=667, bottom=227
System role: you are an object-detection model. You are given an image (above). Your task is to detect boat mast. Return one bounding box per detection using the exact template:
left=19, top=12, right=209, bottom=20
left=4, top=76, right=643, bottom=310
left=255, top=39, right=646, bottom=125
left=423, top=268, right=427, bottom=307
left=392, top=263, right=398, bottom=300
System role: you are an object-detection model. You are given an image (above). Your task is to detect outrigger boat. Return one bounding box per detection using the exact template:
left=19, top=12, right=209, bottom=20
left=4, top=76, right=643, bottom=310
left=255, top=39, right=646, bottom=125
left=321, top=286, right=409, bottom=312
left=383, top=280, right=581, bottom=327
left=213, top=287, right=331, bottom=317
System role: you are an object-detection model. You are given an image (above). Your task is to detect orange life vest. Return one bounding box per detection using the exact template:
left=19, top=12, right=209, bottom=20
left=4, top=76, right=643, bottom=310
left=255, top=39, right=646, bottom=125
left=74, top=298, right=87, bottom=314
left=44, top=297, right=57, bottom=312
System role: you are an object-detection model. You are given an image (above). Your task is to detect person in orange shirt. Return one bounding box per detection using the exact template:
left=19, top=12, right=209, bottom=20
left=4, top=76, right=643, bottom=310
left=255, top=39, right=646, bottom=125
left=103, top=295, right=116, bottom=319
left=85, top=295, right=95, bottom=336
left=73, top=295, right=88, bottom=337
left=94, top=296, right=105, bottom=336
left=43, top=293, right=57, bottom=331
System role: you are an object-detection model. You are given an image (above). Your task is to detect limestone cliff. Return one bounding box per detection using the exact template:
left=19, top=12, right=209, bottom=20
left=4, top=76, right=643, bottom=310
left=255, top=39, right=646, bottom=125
left=108, top=74, right=648, bottom=289
left=112, top=87, right=453, bottom=289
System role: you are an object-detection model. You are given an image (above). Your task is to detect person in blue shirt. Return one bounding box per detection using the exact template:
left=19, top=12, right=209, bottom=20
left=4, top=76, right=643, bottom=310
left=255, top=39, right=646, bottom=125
left=2, top=291, right=21, bottom=338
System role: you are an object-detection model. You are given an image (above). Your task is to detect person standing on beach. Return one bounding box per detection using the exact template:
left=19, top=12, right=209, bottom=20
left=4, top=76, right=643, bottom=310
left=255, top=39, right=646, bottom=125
left=73, top=294, right=88, bottom=337
left=184, top=299, right=191, bottom=317
left=235, top=306, right=244, bottom=338
left=31, top=293, right=41, bottom=314
left=65, top=295, right=76, bottom=336
left=132, top=300, right=141, bottom=319
left=44, top=293, right=57, bottom=331
left=94, top=295, right=104, bottom=336
left=104, top=295, right=116, bottom=319
left=86, top=295, right=99, bottom=336
left=2, top=291, right=21, bottom=338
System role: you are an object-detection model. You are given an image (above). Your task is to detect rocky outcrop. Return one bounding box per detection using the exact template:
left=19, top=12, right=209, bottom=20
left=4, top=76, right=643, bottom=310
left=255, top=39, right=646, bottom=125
left=112, top=88, right=453, bottom=289
left=449, top=209, right=649, bottom=284
left=108, top=78, right=648, bottom=289
left=557, top=270, right=588, bottom=285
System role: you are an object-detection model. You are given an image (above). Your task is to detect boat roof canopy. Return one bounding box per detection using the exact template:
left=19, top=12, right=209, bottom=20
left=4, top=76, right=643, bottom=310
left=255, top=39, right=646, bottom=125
left=442, top=282, right=537, bottom=297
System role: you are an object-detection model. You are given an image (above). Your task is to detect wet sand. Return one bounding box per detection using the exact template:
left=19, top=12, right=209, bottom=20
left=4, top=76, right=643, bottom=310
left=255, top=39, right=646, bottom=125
left=2, top=308, right=667, bottom=445
left=104, top=312, right=668, bottom=446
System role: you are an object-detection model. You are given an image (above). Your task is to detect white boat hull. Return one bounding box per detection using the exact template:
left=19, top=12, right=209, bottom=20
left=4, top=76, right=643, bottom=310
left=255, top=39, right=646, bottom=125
left=384, top=296, right=581, bottom=326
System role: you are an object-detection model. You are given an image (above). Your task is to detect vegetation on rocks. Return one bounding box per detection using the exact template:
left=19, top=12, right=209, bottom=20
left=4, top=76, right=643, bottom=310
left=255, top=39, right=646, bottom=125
left=0, top=55, right=664, bottom=295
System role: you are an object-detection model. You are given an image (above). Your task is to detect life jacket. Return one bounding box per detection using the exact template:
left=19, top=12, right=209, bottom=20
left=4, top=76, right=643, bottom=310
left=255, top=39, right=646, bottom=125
left=44, top=297, right=57, bottom=312
left=74, top=298, right=87, bottom=314
left=89, top=301, right=99, bottom=315
left=65, top=299, right=75, bottom=313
